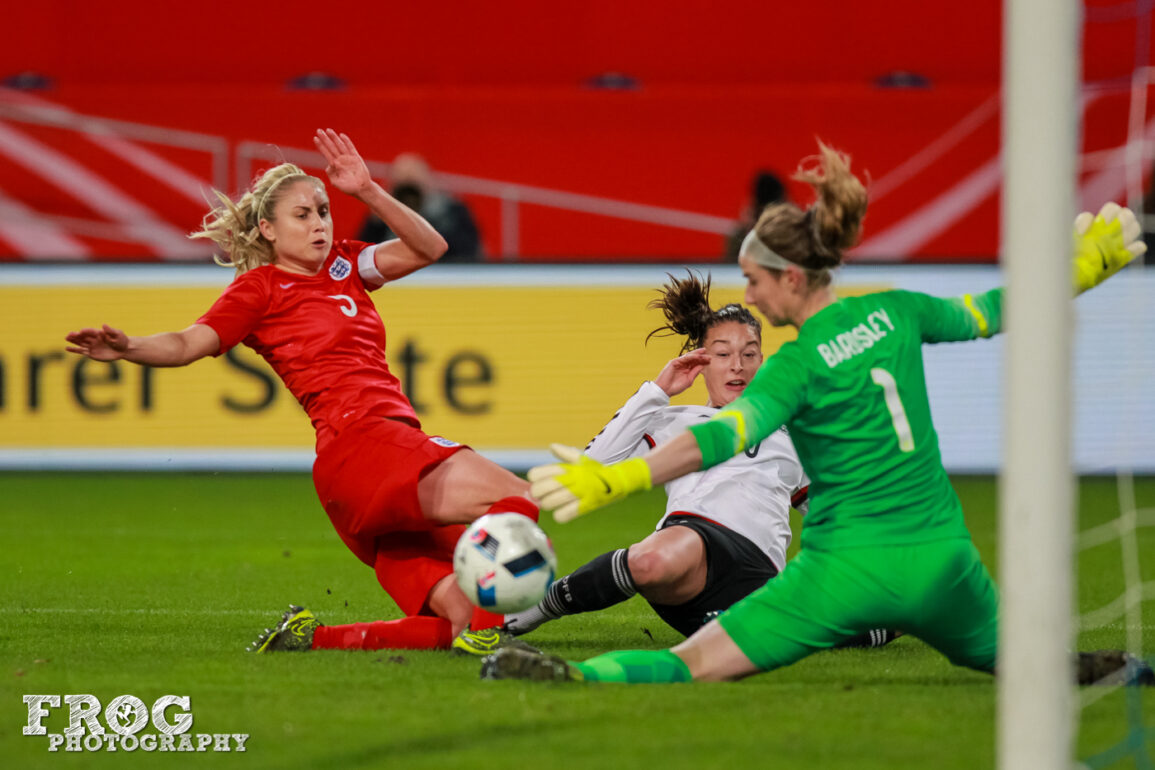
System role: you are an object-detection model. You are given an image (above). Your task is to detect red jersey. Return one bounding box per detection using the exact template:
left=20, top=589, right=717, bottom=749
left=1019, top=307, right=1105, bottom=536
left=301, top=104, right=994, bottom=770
left=197, top=240, right=419, bottom=450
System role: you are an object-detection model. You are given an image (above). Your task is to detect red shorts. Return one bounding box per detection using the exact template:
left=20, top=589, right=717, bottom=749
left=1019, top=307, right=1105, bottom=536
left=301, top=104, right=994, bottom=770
left=371, top=526, right=467, bottom=617
left=312, top=415, right=469, bottom=616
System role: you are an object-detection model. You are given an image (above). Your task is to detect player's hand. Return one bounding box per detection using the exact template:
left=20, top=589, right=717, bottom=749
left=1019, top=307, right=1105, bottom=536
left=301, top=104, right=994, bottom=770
left=65, top=324, right=129, bottom=361
left=528, top=444, right=653, bottom=523
left=653, top=349, right=711, bottom=397
left=314, top=129, right=372, bottom=197
left=1072, top=202, right=1146, bottom=295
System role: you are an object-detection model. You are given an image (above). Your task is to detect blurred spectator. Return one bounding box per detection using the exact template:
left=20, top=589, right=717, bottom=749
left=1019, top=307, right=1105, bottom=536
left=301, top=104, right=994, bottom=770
left=722, top=170, right=788, bottom=262
left=358, top=153, right=482, bottom=262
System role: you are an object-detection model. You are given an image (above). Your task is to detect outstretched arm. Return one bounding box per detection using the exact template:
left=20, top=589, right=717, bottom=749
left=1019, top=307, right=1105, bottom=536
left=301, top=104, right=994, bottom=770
left=644, top=431, right=704, bottom=485
left=530, top=433, right=703, bottom=523
left=65, top=323, right=220, bottom=367
left=919, top=203, right=1146, bottom=344
left=313, top=128, right=448, bottom=282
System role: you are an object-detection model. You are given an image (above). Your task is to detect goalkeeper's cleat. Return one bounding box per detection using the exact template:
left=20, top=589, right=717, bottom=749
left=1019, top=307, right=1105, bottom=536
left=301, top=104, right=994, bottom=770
left=836, top=629, right=904, bottom=649
left=1076, top=650, right=1155, bottom=687
left=247, top=605, right=319, bottom=653
left=479, top=648, right=583, bottom=682
left=451, top=627, right=542, bottom=657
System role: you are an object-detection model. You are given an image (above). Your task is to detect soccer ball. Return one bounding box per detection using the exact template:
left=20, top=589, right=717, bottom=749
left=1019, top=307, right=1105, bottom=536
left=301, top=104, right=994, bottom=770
left=453, top=513, right=557, bottom=613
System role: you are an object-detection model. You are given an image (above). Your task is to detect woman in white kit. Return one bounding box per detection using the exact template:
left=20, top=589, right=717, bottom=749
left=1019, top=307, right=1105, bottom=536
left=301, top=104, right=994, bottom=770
left=507, top=271, right=895, bottom=646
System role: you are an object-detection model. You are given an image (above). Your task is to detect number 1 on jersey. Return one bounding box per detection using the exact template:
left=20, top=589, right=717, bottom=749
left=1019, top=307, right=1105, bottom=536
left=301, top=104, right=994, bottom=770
left=870, top=368, right=915, bottom=452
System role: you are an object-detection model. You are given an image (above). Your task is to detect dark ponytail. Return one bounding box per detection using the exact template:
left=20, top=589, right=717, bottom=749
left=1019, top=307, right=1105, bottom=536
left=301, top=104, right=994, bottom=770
left=647, top=271, right=762, bottom=353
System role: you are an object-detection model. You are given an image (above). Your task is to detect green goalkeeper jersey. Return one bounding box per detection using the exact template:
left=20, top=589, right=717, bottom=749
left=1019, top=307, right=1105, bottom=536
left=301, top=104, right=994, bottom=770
left=689, top=288, right=1003, bottom=551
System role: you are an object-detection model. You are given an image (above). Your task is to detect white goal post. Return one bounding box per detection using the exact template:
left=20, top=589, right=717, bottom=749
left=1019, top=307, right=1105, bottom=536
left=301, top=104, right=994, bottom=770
left=998, top=0, right=1080, bottom=768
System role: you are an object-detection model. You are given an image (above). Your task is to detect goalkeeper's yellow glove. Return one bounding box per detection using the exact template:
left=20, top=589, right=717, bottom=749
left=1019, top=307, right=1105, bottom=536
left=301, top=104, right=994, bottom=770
left=1072, top=202, right=1146, bottom=295
left=527, top=444, right=653, bottom=523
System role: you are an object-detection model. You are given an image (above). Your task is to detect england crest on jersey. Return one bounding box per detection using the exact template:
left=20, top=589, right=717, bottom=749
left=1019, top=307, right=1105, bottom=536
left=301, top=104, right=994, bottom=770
left=329, top=256, right=352, bottom=281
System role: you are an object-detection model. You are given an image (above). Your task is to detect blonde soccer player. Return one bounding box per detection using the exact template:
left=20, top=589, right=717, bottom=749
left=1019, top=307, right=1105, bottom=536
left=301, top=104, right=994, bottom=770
left=66, top=130, right=537, bottom=657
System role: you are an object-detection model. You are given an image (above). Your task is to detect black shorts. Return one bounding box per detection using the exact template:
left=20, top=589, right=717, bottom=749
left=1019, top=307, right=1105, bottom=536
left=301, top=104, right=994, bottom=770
left=647, top=513, right=779, bottom=637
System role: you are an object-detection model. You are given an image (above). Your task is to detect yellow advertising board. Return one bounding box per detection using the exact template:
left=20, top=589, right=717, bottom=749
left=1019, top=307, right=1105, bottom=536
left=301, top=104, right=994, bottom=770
left=0, top=267, right=810, bottom=464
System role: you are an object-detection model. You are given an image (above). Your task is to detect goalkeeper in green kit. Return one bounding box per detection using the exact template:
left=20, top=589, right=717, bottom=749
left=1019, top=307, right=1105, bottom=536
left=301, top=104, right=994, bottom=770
left=482, top=142, right=1152, bottom=685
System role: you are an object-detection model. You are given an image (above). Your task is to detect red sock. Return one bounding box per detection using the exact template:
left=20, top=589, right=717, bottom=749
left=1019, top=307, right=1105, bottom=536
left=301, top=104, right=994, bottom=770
left=470, top=606, right=505, bottom=631
left=311, top=617, right=454, bottom=651
left=486, top=495, right=540, bottom=523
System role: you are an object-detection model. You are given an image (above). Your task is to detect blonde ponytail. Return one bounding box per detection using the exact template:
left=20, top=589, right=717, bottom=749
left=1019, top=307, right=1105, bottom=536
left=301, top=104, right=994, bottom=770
left=793, top=142, right=868, bottom=266
left=748, top=142, right=868, bottom=282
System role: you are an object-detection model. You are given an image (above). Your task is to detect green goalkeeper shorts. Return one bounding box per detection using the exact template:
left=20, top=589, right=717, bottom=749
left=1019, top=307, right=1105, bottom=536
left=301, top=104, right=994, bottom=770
left=717, top=537, right=999, bottom=673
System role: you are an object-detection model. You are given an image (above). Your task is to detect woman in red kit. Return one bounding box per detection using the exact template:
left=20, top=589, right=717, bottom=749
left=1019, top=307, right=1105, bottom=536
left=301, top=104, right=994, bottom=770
left=65, top=129, right=538, bottom=656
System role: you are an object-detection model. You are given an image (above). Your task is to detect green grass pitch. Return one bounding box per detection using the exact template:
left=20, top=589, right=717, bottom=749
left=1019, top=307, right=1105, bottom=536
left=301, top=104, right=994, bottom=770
left=1, top=473, right=1151, bottom=768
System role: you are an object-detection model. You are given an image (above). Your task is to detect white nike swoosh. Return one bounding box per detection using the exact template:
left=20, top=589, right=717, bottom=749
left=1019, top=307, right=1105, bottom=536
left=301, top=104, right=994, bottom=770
left=279, top=283, right=293, bottom=289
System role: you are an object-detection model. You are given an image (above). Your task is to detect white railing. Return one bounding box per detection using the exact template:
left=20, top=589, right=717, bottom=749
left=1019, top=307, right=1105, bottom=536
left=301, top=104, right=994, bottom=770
left=234, top=142, right=736, bottom=259
left=0, top=98, right=230, bottom=191
left=0, top=94, right=737, bottom=260
left=6, top=93, right=1153, bottom=260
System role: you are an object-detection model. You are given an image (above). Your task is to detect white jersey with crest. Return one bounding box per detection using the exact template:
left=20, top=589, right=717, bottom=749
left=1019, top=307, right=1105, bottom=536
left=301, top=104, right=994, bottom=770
left=585, top=381, right=809, bottom=571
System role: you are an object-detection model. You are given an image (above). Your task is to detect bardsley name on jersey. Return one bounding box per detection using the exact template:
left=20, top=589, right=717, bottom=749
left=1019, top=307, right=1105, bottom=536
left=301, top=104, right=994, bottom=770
left=816, top=308, right=895, bottom=368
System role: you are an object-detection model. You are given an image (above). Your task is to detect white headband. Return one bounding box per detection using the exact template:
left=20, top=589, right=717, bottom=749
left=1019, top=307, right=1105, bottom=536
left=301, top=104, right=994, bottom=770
left=739, top=229, right=797, bottom=271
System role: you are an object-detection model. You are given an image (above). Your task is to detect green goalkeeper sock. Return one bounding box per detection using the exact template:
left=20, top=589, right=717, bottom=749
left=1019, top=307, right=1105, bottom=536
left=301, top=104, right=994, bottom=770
left=573, top=650, right=692, bottom=683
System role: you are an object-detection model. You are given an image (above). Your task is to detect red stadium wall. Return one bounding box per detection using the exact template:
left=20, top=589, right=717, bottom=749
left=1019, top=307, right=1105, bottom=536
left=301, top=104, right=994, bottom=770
left=0, top=1, right=1151, bottom=262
